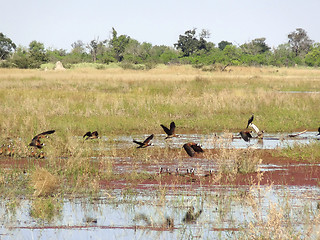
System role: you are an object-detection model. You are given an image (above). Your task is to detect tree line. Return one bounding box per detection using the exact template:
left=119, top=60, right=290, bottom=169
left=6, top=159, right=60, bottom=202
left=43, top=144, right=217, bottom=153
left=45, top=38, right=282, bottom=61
left=1, top=27, right=320, bottom=69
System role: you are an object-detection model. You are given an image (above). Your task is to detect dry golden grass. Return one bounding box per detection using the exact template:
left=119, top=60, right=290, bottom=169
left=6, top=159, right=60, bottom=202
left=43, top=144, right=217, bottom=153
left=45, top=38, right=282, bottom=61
left=0, top=65, right=320, bottom=163
left=30, top=167, right=59, bottom=197
left=1, top=66, right=320, bottom=138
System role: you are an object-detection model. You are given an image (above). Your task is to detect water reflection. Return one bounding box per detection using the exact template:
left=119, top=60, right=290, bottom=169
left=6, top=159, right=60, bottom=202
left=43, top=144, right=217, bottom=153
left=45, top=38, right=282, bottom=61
left=1, top=185, right=319, bottom=239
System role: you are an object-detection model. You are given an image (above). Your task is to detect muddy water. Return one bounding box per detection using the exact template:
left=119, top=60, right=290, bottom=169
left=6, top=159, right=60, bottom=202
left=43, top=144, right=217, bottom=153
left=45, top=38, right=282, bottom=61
left=1, top=185, right=319, bottom=239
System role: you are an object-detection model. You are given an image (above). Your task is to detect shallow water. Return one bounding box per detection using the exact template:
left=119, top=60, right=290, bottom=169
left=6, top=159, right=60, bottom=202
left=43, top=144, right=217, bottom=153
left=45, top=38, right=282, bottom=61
left=102, top=131, right=319, bottom=150
left=1, top=185, right=319, bottom=239
left=1, top=132, right=319, bottom=239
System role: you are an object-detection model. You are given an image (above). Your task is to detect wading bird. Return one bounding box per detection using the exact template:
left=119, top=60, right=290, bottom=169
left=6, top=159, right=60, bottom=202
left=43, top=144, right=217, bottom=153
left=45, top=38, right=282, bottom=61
left=133, top=134, right=154, bottom=148
left=160, top=121, right=178, bottom=139
left=183, top=142, right=204, bottom=157
left=83, top=131, right=99, bottom=140
left=246, top=114, right=254, bottom=129
left=239, top=130, right=253, bottom=142
left=29, top=130, right=55, bottom=149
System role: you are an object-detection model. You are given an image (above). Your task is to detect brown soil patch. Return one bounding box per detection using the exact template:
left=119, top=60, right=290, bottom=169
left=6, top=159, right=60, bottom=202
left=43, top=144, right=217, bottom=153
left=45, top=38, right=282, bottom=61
left=1, top=149, right=319, bottom=191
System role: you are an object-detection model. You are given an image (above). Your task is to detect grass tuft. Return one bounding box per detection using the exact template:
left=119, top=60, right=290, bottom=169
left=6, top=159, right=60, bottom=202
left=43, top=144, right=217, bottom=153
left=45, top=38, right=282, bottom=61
left=30, top=167, right=59, bottom=197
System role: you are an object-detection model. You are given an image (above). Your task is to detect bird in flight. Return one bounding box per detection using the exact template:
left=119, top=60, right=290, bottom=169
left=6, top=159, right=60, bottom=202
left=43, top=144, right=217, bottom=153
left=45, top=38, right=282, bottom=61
left=160, top=121, right=178, bottom=139
left=83, top=131, right=99, bottom=140
left=29, top=130, right=55, bottom=149
left=239, top=130, right=253, bottom=142
left=133, top=134, right=154, bottom=148
left=183, top=142, right=204, bottom=157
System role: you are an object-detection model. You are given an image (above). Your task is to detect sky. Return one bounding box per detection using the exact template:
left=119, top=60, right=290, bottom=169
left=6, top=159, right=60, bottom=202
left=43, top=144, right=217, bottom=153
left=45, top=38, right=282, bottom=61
left=1, top=0, right=320, bottom=51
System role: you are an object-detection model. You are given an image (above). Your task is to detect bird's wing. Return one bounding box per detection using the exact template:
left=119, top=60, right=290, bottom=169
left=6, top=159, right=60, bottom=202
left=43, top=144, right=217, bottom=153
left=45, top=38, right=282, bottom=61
left=240, top=132, right=249, bottom=142
left=160, top=125, right=171, bottom=135
left=250, top=123, right=260, bottom=134
left=183, top=143, right=195, bottom=157
left=169, top=122, right=176, bottom=134
left=38, top=130, right=55, bottom=137
left=191, top=143, right=204, bottom=153
left=143, top=134, right=154, bottom=144
left=133, top=140, right=144, bottom=146
left=83, top=132, right=92, bottom=138
left=31, top=130, right=55, bottom=141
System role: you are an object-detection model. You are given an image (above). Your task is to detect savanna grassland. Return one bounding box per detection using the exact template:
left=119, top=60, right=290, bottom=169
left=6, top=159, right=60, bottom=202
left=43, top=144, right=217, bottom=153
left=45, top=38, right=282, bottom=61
left=1, top=65, right=320, bottom=239
left=1, top=65, right=320, bottom=139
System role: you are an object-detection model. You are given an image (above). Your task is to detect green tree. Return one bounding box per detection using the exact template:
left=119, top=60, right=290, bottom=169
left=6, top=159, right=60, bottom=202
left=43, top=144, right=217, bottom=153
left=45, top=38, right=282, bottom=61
left=241, top=38, right=270, bottom=55
left=174, top=29, right=212, bottom=57
left=269, top=43, right=295, bottom=67
left=47, top=48, right=67, bottom=63
left=71, top=40, right=86, bottom=54
left=28, top=40, right=48, bottom=68
left=149, top=45, right=178, bottom=64
left=218, top=41, right=232, bottom=51
left=174, top=29, right=197, bottom=57
left=222, top=45, right=242, bottom=65
left=10, top=46, right=29, bottom=68
left=304, top=43, right=320, bottom=66
left=0, top=33, right=16, bottom=60
left=109, top=27, right=130, bottom=62
left=66, top=40, right=90, bottom=64
left=288, top=28, right=313, bottom=57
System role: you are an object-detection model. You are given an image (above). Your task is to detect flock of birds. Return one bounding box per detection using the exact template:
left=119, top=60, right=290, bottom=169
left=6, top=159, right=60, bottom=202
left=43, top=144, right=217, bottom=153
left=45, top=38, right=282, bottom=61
left=3, top=113, right=317, bottom=161
left=132, top=121, right=205, bottom=157
left=0, top=114, right=266, bottom=159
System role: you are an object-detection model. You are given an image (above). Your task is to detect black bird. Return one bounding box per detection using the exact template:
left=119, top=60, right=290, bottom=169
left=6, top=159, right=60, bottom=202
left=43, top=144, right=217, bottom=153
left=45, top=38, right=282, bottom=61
left=160, top=121, right=178, bottom=139
left=183, top=142, right=204, bottom=157
left=317, top=127, right=320, bottom=136
left=182, top=207, right=203, bottom=223
left=29, top=130, right=55, bottom=149
left=246, top=114, right=254, bottom=129
left=239, top=130, right=253, bottom=142
left=83, top=131, right=99, bottom=140
left=133, top=134, right=154, bottom=148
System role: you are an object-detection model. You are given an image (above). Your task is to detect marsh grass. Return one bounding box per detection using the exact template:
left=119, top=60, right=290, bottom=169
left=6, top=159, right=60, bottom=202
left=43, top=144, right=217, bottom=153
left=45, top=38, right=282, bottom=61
left=214, top=148, right=262, bottom=180
left=274, top=141, right=320, bottom=162
left=30, top=196, right=62, bottom=222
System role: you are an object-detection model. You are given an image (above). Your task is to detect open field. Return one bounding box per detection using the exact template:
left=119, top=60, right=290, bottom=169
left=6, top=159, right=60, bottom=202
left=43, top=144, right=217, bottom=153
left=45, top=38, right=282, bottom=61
left=1, top=65, right=320, bottom=138
left=0, top=65, right=320, bottom=239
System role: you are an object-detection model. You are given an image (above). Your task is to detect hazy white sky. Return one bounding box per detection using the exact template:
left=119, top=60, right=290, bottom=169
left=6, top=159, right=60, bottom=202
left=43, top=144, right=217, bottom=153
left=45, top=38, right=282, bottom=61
left=1, top=0, right=320, bottom=51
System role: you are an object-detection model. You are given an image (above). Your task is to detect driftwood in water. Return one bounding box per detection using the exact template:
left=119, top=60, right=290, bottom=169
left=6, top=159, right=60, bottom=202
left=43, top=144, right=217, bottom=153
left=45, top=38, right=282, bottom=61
left=288, top=130, right=307, bottom=138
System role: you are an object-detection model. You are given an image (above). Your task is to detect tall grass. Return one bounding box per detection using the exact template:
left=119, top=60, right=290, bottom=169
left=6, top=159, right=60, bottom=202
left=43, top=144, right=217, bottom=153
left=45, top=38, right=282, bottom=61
left=1, top=66, right=320, bottom=141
